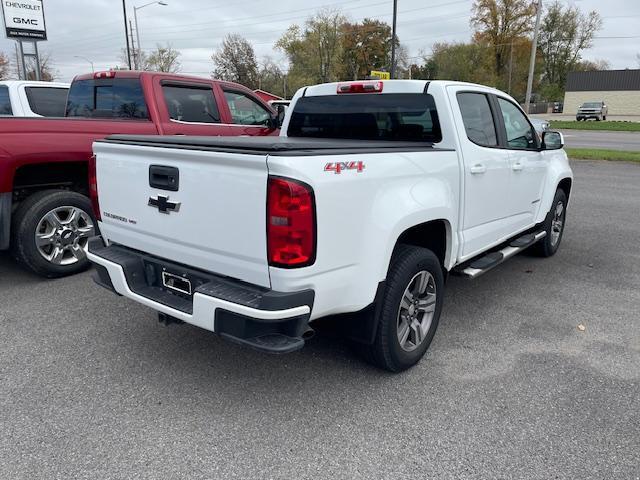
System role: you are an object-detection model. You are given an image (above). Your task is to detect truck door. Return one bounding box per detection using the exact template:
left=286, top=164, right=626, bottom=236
left=494, top=96, right=547, bottom=231
left=450, top=88, right=514, bottom=258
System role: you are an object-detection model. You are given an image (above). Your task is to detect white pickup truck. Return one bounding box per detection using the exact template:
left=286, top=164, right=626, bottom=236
left=0, top=81, right=69, bottom=117
left=87, top=80, right=573, bottom=372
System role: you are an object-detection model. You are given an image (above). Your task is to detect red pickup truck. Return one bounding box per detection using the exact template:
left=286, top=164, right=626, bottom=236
left=0, top=70, right=279, bottom=278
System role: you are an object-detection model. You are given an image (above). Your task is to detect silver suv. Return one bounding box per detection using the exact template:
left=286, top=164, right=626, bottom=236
left=576, top=101, right=608, bottom=121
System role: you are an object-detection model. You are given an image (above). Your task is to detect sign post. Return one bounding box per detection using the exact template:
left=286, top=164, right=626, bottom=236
left=1, top=0, right=47, bottom=80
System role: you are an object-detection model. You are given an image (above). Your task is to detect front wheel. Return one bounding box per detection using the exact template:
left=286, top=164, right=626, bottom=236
left=11, top=190, right=96, bottom=278
left=361, top=245, right=445, bottom=372
left=532, top=189, right=567, bottom=257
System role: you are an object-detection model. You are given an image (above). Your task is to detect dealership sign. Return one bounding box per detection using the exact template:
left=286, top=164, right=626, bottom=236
left=2, top=0, right=46, bottom=40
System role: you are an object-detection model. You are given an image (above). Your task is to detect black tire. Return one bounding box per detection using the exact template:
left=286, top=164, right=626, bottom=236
left=360, top=245, right=445, bottom=372
left=532, top=189, right=567, bottom=258
left=11, top=190, right=96, bottom=278
left=603, top=115, right=607, bottom=121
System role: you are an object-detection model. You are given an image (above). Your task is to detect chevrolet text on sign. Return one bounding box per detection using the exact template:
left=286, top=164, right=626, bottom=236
left=2, top=0, right=46, bottom=40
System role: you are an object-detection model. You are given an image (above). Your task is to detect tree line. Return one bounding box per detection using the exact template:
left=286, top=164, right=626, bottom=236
left=212, top=0, right=607, bottom=102
left=0, top=0, right=612, bottom=103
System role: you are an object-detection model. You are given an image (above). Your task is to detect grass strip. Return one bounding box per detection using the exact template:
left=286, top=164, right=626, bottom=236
left=550, top=121, right=640, bottom=132
left=565, top=148, right=640, bottom=163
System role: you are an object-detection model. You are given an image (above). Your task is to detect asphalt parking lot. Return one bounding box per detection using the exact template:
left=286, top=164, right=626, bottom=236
left=1, top=160, right=639, bottom=479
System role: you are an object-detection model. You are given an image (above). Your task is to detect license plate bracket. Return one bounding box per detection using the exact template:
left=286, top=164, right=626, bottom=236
left=161, top=271, right=192, bottom=296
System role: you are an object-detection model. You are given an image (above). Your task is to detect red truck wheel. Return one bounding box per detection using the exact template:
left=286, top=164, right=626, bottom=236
left=11, top=190, right=96, bottom=278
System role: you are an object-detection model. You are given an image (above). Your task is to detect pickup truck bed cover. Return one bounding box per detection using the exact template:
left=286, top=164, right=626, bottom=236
left=99, top=135, right=451, bottom=156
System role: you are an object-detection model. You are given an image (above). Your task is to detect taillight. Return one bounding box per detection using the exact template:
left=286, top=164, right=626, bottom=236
left=88, top=154, right=101, bottom=221
left=267, top=177, right=316, bottom=268
left=337, top=81, right=383, bottom=94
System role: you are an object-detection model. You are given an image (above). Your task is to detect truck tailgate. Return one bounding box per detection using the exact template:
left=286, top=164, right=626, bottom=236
left=93, top=140, right=271, bottom=288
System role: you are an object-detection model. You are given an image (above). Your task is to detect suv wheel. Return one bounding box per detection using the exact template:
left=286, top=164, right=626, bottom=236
left=360, top=245, right=445, bottom=372
left=532, top=189, right=567, bottom=257
left=11, top=190, right=96, bottom=278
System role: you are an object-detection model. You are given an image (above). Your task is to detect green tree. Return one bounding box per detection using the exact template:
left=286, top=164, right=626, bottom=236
left=212, top=34, right=259, bottom=89
left=430, top=42, right=496, bottom=85
left=147, top=44, right=181, bottom=73
left=276, top=10, right=347, bottom=86
left=471, top=0, right=535, bottom=89
left=538, top=1, right=603, bottom=98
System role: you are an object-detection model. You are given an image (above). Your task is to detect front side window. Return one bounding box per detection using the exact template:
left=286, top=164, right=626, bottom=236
left=25, top=87, right=68, bottom=117
left=66, top=79, right=148, bottom=119
left=288, top=93, right=442, bottom=142
left=223, top=91, right=271, bottom=126
left=162, top=85, right=220, bottom=123
left=497, top=97, right=537, bottom=150
left=457, top=92, right=498, bottom=147
left=0, top=86, right=12, bottom=115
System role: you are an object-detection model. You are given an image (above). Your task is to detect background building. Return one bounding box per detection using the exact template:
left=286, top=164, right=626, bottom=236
left=563, top=69, right=640, bottom=116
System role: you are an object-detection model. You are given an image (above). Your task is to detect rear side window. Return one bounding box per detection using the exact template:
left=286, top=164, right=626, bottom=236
left=0, top=86, right=12, bottom=115
left=223, top=91, right=271, bottom=126
left=457, top=93, right=498, bottom=147
left=25, top=87, right=68, bottom=117
left=162, top=84, right=220, bottom=123
left=66, top=79, right=149, bottom=119
left=288, top=93, right=441, bottom=142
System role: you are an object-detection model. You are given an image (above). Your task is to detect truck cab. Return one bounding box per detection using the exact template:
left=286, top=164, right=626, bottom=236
left=0, top=81, right=70, bottom=117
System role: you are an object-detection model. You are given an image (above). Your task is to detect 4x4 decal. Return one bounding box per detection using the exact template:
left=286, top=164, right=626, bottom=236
left=324, top=161, right=365, bottom=174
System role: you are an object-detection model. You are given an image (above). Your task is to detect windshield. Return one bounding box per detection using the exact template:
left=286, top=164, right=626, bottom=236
left=582, top=102, right=602, bottom=108
left=288, top=93, right=442, bottom=142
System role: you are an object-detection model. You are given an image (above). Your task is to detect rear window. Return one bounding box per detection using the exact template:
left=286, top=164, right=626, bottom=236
left=25, top=87, right=68, bottom=117
left=0, top=86, right=12, bottom=115
left=66, top=79, right=149, bottom=119
left=288, top=93, right=442, bottom=142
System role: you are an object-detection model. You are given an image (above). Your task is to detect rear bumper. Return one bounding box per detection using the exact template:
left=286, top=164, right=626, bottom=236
left=87, top=237, right=314, bottom=354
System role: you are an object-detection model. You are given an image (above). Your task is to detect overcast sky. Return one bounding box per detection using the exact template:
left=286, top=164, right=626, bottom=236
left=1, top=0, right=639, bottom=82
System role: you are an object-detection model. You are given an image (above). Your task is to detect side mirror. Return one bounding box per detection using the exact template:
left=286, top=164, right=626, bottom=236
left=542, top=131, right=564, bottom=150
left=269, top=104, right=287, bottom=129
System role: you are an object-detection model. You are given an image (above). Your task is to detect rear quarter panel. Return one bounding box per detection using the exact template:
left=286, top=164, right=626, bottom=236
left=267, top=150, right=460, bottom=320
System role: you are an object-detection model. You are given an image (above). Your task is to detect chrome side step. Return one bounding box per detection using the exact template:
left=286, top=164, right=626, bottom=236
left=454, top=231, right=546, bottom=279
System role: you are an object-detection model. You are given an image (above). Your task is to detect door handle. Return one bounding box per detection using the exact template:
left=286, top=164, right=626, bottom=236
left=512, top=162, right=524, bottom=171
left=470, top=164, right=486, bottom=174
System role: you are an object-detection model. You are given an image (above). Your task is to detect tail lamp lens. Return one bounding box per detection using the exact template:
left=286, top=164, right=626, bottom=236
left=267, top=177, right=316, bottom=268
left=88, top=154, right=101, bottom=221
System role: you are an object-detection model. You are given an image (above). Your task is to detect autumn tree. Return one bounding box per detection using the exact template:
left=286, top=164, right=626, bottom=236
left=212, top=34, right=259, bottom=89
left=340, top=19, right=393, bottom=80
left=430, top=42, right=496, bottom=85
left=147, top=44, right=181, bottom=73
left=538, top=1, right=602, bottom=99
left=471, top=0, right=535, bottom=90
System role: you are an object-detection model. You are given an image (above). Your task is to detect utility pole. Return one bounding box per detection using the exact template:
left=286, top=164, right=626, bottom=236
left=524, top=0, right=542, bottom=113
left=122, top=0, right=132, bottom=69
left=390, top=0, right=398, bottom=79
left=129, top=19, right=137, bottom=69
left=508, top=42, right=514, bottom=94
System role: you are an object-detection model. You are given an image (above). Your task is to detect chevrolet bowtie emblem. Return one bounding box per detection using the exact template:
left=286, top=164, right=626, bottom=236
left=148, top=195, right=181, bottom=214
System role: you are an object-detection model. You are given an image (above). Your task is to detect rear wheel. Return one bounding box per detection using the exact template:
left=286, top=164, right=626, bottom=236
left=11, top=190, right=96, bottom=278
left=532, top=189, right=567, bottom=257
left=360, top=245, right=444, bottom=372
